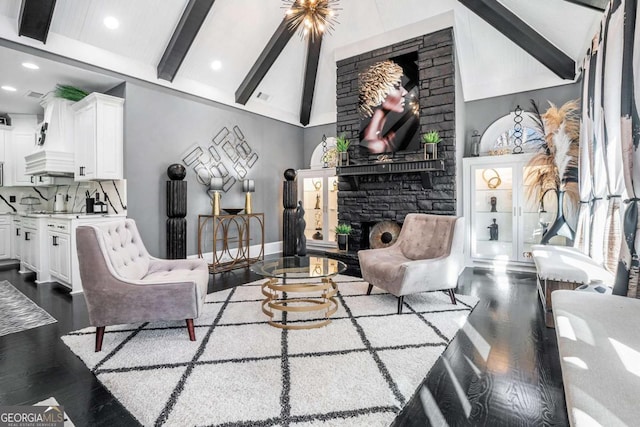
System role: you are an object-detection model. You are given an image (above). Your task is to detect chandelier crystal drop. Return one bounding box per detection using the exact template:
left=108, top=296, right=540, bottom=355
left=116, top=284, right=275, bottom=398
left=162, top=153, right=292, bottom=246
left=283, top=0, right=340, bottom=41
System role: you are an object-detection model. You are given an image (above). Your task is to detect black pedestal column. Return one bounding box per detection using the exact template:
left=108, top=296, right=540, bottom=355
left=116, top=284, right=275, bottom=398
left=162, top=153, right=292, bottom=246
left=283, top=169, right=297, bottom=257
left=167, top=164, right=187, bottom=259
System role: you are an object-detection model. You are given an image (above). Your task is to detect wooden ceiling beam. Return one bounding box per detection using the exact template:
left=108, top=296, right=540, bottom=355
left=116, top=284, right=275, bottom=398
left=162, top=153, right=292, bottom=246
left=300, top=36, right=323, bottom=126
left=562, top=0, right=607, bottom=12
left=157, top=0, right=216, bottom=82
left=235, top=18, right=296, bottom=105
left=18, top=0, right=57, bottom=44
left=458, top=0, right=576, bottom=80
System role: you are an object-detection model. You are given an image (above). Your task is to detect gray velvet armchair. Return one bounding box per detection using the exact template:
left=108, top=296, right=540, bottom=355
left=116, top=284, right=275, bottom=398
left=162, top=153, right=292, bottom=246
left=76, top=219, right=209, bottom=351
left=358, top=214, right=464, bottom=313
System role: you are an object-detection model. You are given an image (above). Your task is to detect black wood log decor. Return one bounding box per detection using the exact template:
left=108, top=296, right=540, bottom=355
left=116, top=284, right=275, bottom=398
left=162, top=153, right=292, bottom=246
left=167, top=164, right=187, bottom=259
left=283, top=169, right=297, bottom=256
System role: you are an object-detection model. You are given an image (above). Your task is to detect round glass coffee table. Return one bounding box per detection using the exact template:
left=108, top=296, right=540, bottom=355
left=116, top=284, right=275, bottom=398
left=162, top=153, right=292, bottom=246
left=250, top=256, right=347, bottom=330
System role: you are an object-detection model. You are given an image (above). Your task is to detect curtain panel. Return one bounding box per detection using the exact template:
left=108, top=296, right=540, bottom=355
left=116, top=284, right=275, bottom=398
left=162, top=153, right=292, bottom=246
left=579, top=0, right=639, bottom=297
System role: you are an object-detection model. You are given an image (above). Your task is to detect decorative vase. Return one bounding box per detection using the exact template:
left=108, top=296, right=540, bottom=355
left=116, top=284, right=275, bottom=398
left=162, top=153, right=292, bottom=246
left=338, top=151, right=349, bottom=167
left=167, top=163, right=186, bottom=180
left=541, top=190, right=575, bottom=244
left=337, top=234, right=348, bottom=251
left=423, top=143, right=437, bottom=160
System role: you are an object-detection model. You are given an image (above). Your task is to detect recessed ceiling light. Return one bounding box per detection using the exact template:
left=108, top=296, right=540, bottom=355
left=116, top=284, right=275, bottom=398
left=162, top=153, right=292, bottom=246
left=104, top=16, right=119, bottom=30
left=1, top=86, right=17, bottom=92
left=22, top=62, right=39, bottom=70
left=210, top=60, right=222, bottom=71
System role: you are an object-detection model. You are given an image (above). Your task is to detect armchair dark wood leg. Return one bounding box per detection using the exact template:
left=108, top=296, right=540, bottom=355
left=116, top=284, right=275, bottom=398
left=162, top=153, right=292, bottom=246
left=95, top=326, right=105, bottom=352
left=397, top=296, right=404, bottom=314
left=366, top=284, right=373, bottom=295
left=448, top=289, right=457, bottom=305
left=186, top=319, right=196, bottom=341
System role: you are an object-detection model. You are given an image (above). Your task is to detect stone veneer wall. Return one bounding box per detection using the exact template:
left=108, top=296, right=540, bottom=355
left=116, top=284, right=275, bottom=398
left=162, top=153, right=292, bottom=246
left=336, top=28, right=457, bottom=251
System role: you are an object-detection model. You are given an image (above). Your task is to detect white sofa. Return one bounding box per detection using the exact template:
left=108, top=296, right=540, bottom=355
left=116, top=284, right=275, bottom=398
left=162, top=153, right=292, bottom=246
left=552, top=290, right=640, bottom=426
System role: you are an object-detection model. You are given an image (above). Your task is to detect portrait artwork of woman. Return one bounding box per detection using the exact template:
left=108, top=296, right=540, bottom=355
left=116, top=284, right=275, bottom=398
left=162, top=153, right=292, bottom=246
left=358, top=58, right=419, bottom=154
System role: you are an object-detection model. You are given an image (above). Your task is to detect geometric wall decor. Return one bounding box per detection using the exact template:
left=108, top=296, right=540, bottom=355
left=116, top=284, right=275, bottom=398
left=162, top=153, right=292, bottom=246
left=181, top=125, right=259, bottom=193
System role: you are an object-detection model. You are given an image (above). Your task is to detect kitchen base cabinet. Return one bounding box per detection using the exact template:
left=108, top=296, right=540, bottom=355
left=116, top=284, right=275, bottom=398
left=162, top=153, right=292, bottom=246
left=11, top=216, right=21, bottom=259
left=0, top=215, right=10, bottom=260
left=18, top=214, right=125, bottom=292
left=19, top=216, right=51, bottom=284
left=46, top=219, right=71, bottom=285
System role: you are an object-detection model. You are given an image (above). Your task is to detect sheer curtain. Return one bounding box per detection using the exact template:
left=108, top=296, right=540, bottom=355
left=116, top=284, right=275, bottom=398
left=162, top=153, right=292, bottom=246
left=575, top=54, right=593, bottom=254
left=601, top=0, right=626, bottom=292
left=578, top=0, right=638, bottom=296
left=621, top=0, right=640, bottom=298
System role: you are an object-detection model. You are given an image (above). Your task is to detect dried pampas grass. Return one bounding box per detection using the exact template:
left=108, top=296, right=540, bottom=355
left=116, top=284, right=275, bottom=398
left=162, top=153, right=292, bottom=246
left=525, top=99, right=580, bottom=207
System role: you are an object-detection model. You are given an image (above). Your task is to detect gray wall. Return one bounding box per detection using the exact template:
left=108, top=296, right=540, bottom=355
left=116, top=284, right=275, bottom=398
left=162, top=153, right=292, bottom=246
left=302, top=123, right=335, bottom=168
left=123, top=83, right=304, bottom=257
left=463, top=82, right=581, bottom=156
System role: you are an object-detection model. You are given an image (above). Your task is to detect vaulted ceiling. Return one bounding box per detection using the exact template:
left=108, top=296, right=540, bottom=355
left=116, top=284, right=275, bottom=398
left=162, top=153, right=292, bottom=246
left=0, top=0, right=604, bottom=126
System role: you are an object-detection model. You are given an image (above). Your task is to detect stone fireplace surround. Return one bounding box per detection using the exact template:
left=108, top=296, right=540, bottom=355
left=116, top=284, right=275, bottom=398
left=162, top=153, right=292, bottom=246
left=333, top=28, right=457, bottom=265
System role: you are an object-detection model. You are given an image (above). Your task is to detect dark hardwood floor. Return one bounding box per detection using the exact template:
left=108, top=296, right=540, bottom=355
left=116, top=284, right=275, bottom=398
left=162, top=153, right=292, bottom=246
left=0, top=264, right=567, bottom=426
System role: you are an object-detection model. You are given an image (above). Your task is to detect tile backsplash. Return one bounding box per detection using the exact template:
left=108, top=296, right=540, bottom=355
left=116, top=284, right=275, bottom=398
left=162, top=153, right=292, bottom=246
left=0, top=179, right=127, bottom=215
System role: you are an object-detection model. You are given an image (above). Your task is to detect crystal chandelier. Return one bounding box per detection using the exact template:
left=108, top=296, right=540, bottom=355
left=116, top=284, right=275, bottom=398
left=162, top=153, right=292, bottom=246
left=283, top=0, right=340, bottom=41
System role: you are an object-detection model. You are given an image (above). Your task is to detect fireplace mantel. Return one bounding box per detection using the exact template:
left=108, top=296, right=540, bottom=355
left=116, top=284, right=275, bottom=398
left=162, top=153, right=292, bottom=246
left=336, top=159, right=445, bottom=189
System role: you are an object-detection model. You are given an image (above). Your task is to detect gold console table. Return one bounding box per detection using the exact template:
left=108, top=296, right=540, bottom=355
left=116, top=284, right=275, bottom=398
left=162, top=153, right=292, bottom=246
left=197, top=213, right=264, bottom=273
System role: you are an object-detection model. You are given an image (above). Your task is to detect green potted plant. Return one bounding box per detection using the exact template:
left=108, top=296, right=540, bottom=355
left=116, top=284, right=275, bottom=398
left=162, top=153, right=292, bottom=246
left=54, top=84, right=89, bottom=101
left=421, top=130, right=442, bottom=160
left=335, top=134, right=350, bottom=167
left=334, top=223, right=352, bottom=251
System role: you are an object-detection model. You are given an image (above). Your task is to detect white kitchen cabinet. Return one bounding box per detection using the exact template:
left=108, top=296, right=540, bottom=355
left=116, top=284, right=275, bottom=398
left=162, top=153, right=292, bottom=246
left=19, top=216, right=51, bottom=284
left=296, top=168, right=338, bottom=250
left=463, top=154, right=549, bottom=270
left=15, top=214, right=124, bottom=291
left=11, top=215, right=21, bottom=259
left=72, top=93, right=124, bottom=181
left=0, top=215, right=10, bottom=259
left=0, top=126, right=7, bottom=163
left=47, top=219, right=71, bottom=284
left=28, top=175, right=57, bottom=186
left=11, top=130, right=37, bottom=186
left=2, top=115, right=38, bottom=187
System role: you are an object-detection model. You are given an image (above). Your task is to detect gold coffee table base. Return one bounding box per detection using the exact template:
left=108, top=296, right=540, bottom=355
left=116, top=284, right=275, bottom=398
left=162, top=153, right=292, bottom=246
left=261, top=277, right=339, bottom=330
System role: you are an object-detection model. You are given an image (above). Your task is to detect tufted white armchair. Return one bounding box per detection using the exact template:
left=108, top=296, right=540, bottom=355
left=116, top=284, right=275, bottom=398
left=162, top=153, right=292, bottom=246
left=358, top=214, right=465, bottom=314
left=76, top=218, right=209, bottom=351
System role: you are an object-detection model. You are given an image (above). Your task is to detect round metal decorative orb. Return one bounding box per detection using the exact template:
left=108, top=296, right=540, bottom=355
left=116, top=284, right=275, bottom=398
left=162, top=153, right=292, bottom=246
left=369, top=221, right=401, bottom=249
left=167, top=164, right=186, bottom=180
left=284, top=168, right=296, bottom=181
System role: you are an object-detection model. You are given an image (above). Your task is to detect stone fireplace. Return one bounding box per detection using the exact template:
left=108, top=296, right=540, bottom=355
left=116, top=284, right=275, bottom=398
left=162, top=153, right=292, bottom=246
left=334, top=28, right=457, bottom=260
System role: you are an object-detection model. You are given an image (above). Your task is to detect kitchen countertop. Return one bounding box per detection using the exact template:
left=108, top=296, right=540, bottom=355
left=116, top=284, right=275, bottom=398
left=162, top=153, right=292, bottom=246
left=0, top=212, right=126, bottom=219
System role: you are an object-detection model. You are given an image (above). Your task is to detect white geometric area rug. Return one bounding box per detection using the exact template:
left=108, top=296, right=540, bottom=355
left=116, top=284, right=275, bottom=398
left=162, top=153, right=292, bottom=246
left=62, top=276, right=478, bottom=427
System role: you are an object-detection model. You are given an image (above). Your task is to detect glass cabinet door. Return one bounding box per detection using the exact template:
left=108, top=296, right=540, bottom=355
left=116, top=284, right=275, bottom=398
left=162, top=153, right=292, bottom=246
left=302, top=177, right=324, bottom=241
left=298, top=168, right=338, bottom=248
left=471, top=166, right=515, bottom=261
left=327, top=176, right=338, bottom=240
